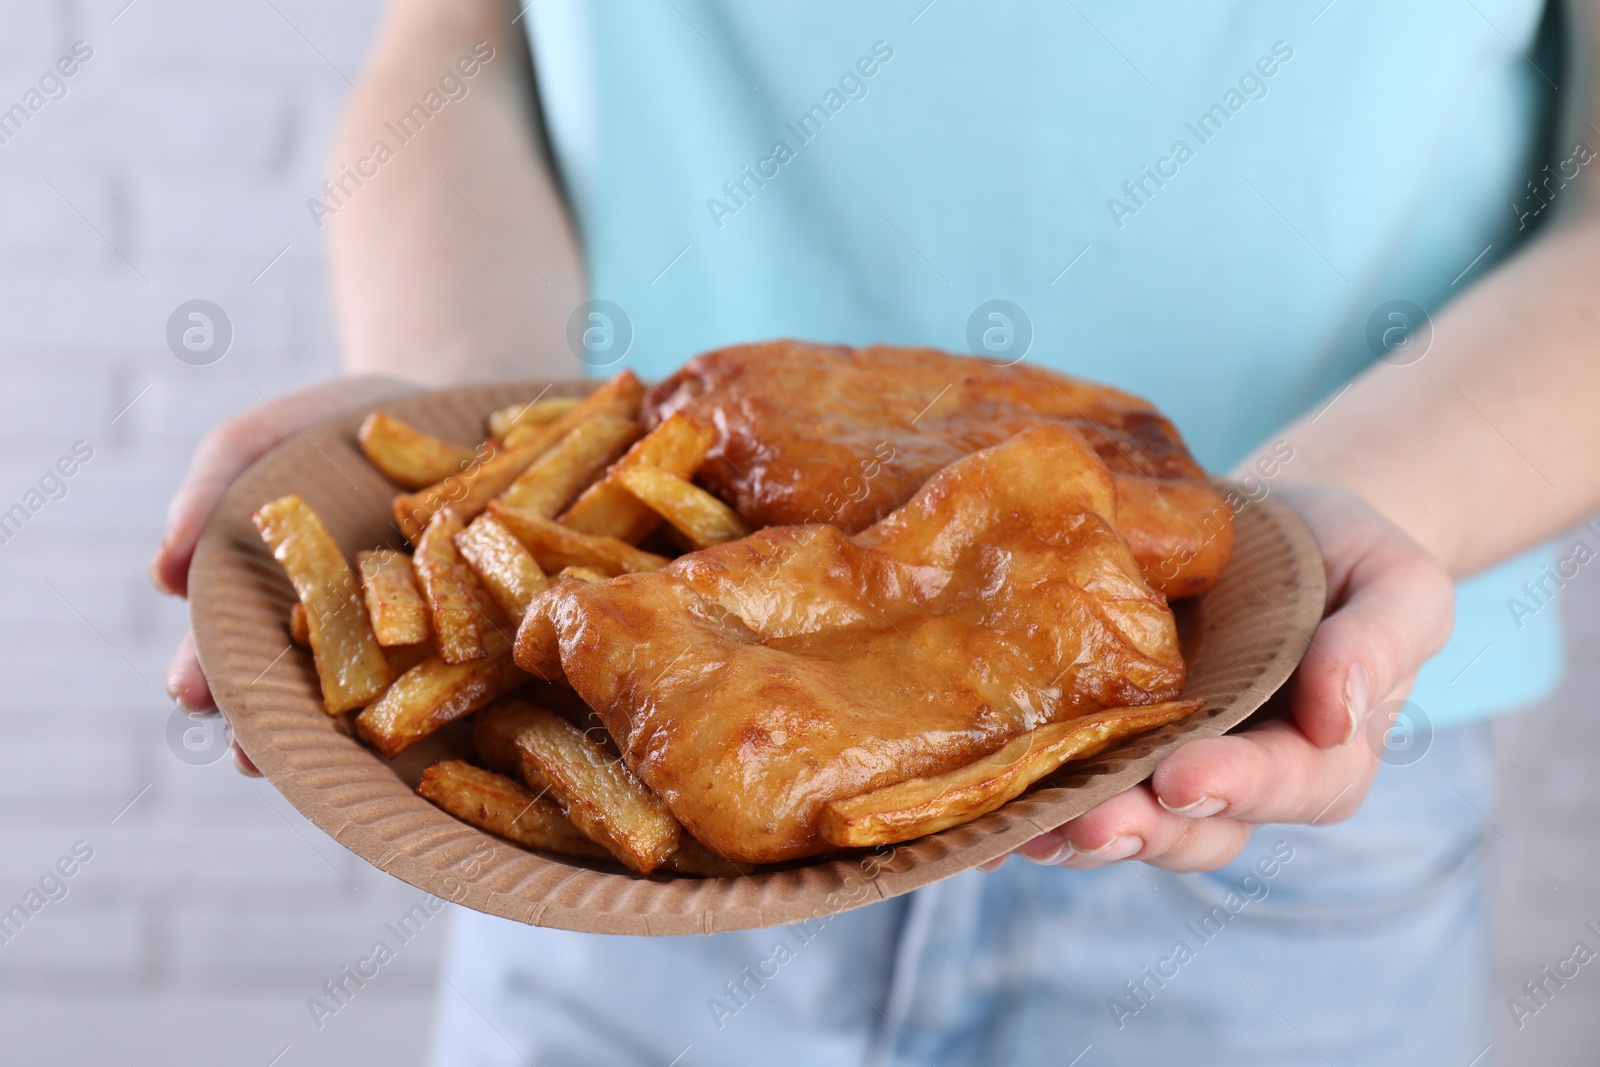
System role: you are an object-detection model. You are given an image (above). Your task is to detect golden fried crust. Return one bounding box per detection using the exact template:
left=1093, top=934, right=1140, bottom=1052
left=646, top=341, right=1232, bottom=596
left=518, top=425, right=1186, bottom=864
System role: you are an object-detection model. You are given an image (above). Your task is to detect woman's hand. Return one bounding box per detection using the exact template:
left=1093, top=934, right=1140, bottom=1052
left=152, top=376, right=415, bottom=774
left=995, top=484, right=1455, bottom=873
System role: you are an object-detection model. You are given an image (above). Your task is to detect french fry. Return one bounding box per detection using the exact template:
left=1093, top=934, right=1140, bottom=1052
left=382, top=639, right=435, bottom=677
left=455, top=515, right=549, bottom=621
left=473, top=696, right=541, bottom=774
left=417, top=760, right=611, bottom=861
left=489, top=502, right=669, bottom=576
left=488, top=396, right=582, bottom=443
left=357, top=548, right=431, bottom=647
left=497, top=414, right=641, bottom=516
left=358, top=412, right=477, bottom=489
left=252, top=494, right=393, bottom=714
left=503, top=372, right=643, bottom=456
left=561, top=413, right=711, bottom=542
left=613, top=465, right=751, bottom=549
left=355, top=631, right=526, bottom=758
left=393, top=371, right=644, bottom=540
left=474, top=700, right=679, bottom=874
left=820, top=700, right=1204, bottom=848
left=556, top=566, right=609, bottom=584
left=477, top=702, right=744, bottom=875
left=298, top=564, right=430, bottom=669
left=413, top=510, right=487, bottom=664
left=666, top=836, right=753, bottom=878
left=392, top=437, right=543, bottom=542
left=288, top=602, right=309, bottom=647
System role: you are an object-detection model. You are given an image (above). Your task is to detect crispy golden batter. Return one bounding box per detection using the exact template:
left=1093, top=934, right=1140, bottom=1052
left=517, top=425, right=1188, bottom=863
left=647, top=341, right=1231, bottom=597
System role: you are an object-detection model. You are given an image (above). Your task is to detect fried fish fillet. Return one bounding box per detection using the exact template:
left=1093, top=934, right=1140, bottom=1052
left=647, top=341, right=1232, bottom=597
left=516, top=424, right=1189, bottom=864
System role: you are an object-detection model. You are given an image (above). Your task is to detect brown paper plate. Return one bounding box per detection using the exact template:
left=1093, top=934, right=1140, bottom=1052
left=190, top=381, right=1325, bottom=936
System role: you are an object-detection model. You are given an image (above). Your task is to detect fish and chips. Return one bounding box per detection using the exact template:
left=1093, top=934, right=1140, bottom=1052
left=253, top=343, right=1228, bottom=874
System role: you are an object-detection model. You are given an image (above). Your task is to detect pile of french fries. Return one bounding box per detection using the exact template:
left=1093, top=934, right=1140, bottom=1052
left=255, top=371, right=751, bottom=877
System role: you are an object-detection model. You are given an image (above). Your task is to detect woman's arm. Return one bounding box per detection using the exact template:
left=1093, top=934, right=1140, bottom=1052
left=326, top=0, right=583, bottom=384
left=1241, top=0, right=1600, bottom=572
left=1008, top=0, right=1600, bottom=873
left=157, top=0, right=581, bottom=750
left=1249, top=213, right=1600, bottom=575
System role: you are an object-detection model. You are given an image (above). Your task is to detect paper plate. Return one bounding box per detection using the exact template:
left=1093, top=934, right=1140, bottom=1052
left=189, top=381, right=1325, bottom=936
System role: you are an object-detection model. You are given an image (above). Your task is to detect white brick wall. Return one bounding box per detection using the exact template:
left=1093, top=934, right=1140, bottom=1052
left=0, top=3, right=437, bottom=1065
left=0, top=1, right=1595, bottom=1065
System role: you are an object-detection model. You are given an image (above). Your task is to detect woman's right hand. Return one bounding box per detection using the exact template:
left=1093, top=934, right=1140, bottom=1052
left=152, top=376, right=416, bottom=774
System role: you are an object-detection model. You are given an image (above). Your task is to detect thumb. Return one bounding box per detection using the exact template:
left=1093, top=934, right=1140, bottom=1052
left=151, top=376, right=413, bottom=598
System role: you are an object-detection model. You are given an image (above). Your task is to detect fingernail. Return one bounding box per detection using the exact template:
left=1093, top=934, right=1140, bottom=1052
left=1339, top=662, right=1371, bottom=746
left=1028, top=841, right=1076, bottom=866
left=1019, top=831, right=1074, bottom=866
left=167, top=666, right=210, bottom=710
left=1074, top=835, right=1144, bottom=862
left=171, top=687, right=211, bottom=712
left=149, top=550, right=173, bottom=596
left=232, top=744, right=262, bottom=777
left=1157, top=794, right=1228, bottom=818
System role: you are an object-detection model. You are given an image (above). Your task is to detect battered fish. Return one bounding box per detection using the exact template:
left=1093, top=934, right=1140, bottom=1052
left=647, top=341, right=1232, bottom=597
left=517, top=424, right=1188, bottom=864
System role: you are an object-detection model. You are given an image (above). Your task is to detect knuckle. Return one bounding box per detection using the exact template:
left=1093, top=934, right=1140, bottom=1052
left=1303, top=777, right=1372, bottom=826
left=200, top=417, right=253, bottom=458
left=1208, top=835, right=1249, bottom=871
left=1158, top=814, right=1198, bottom=858
left=1400, top=548, right=1455, bottom=629
left=1067, top=800, right=1137, bottom=850
left=1155, top=823, right=1246, bottom=874
left=1065, top=813, right=1113, bottom=850
left=202, top=404, right=277, bottom=459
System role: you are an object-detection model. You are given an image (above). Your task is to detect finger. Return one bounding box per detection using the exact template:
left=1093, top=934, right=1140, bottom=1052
left=1017, top=785, right=1255, bottom=873
left=152, top=410, right=300, bottom=598
left=151, top=377, right=412, bottom=598
left=166, top=632, right=214, bottom=711
left=1279, top=488, right=1453, bottom=748
left=977, top=856, right=1007, bottom=873
left=1148, top=719, right=1378, bottom=827
left=232, top=743, right=262, bottom=777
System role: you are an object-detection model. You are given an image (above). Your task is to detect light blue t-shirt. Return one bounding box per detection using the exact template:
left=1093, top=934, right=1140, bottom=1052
left=524, top=0, right=1565, bottom=727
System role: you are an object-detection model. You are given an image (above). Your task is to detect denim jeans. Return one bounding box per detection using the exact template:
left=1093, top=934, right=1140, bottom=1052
left=429, top=722, right=1492, bottom=1066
